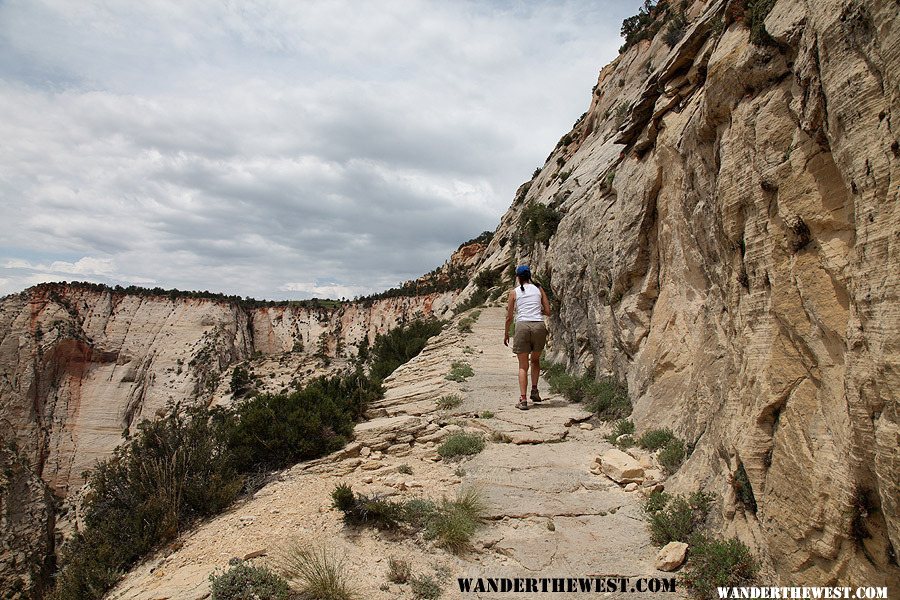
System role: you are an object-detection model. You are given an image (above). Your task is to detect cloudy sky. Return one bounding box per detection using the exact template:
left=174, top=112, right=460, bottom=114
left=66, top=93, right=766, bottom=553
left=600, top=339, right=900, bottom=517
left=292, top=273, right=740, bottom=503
left=0, top=0, right=639, bottom=300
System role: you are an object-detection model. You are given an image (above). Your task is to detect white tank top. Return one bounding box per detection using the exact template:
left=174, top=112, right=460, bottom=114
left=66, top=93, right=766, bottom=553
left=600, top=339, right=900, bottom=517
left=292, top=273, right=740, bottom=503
left=515, top=284, right=544, bottom=322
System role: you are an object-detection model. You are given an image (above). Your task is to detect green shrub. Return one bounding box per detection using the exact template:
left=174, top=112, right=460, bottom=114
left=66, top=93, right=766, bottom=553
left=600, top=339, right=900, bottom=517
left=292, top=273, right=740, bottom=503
left=638, top=428, right=676, bottom=450
left=369, top=319, right=444, bottom=381
left=220, top=387, right=354, bottom=472
left=606, top=420, right=635, bottom=449
left=331, top=483, right=356, bottom=513
left=278, top=544, right=357, bottom=600
left=230, top=366, right=253, bottom=397
left=474, top=269, right=502, bottom=290
left=387, top=557, right=411, bottom=584
left=50, top=367, right=386, bottom=600
left=584, top=378, right=630, bottom=419
left=332, top=485, right=405, bottom=530
left=457, top=317, right=475, bottom=333
left=480, top=410, right=494, bottom=419
left=610, top=419, right=635, bottom=438
left=50, top=405, right=242, bottom=600
left=438, top=433, right=484, bottom=458
left=614, top=434, right=635, bottom=450
left=540, top=357, right=567, bottom=380
left=644, top=490, right=672, bottom=515
left=445, top=361, right=474, bottom=382
left=541, top=361, right=629, bottom=419
left=455, top=288, right=488, bottom=313
left=620, top=2, right=660, bottom=53
left=411, top=574, right=442, bottom=599
left=209, top=561, right=290, bottom=600
left=397, top=463, right=413, bottom=475
left=219, top=371, right=381, bottom=473
left=403, top=498, right=439, bottom=528
left=659, top=438, right=687, bottom=473
left=681, top=535, right=758, bottom=598
left=520, top=202, right=562, bottom=247
left=646, top=492, right=712, bottom=546
left=436, top=395, right=463, bottom=410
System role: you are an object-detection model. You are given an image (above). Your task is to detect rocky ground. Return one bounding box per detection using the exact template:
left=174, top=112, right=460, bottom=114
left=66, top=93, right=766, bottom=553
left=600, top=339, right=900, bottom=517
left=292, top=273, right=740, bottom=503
left=108, top=306, right=682, bottom=599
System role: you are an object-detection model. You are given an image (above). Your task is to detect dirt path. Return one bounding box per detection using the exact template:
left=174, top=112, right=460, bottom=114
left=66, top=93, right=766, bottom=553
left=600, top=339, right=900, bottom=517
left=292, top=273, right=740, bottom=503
left=109, top=306, right=679, bottom=600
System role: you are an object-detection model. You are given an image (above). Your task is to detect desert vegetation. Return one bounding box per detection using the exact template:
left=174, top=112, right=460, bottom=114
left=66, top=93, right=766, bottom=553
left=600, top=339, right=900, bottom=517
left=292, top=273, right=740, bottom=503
left=47, top=318, right=440, bottom=600
left=643, top=490, right=758, bottom=597
left=541, top=359, right=630, bottom=419
left=332, top=485, right=487, bottom=556
left=445, top=360, right=474, bottom=382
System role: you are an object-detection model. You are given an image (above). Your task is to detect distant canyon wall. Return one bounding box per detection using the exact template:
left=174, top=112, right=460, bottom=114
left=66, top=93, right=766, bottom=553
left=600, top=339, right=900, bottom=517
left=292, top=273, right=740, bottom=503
left=0, top=284, right=456, bottom=500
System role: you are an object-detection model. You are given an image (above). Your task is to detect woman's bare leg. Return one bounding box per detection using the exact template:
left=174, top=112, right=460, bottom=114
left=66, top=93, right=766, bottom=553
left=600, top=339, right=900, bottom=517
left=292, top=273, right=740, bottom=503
left=517, top=352, right=529, bottom=398
left=530, top=351, right=541, bottom=389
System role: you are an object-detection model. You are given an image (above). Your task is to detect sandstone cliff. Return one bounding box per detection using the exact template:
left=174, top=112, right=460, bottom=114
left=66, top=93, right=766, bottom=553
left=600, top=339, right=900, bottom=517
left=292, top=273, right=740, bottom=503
left=3, top=0, right=898, bottom=593
left=470, top=0, right=898, bottom=587
left=0, top=239, right=486, bottom=594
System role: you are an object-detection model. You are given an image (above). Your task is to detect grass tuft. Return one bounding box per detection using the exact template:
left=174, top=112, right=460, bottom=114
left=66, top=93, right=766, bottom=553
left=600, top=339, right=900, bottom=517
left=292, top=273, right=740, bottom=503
left=445, top=361, right=474, bottom=382
left=438, top=432, right=484, bottom=458
left=410, top=574, right=443, bottom=599
left=425, top=488, right=487, bottom=554
left=278, top=544, right=358, bottom=600
left=386, top=557, right=411, bottom=584
left=436, top=395, right=463, bottom=410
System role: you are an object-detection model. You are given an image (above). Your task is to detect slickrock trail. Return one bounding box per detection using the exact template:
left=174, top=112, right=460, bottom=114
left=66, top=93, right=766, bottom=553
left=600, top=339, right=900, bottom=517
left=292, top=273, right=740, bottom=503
left=109, top=307, right=678, bottom=600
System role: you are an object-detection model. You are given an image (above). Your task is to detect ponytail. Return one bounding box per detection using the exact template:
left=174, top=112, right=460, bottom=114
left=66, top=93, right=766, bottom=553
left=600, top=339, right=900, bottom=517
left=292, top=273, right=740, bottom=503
left=518, top=270, right=532, bottom=292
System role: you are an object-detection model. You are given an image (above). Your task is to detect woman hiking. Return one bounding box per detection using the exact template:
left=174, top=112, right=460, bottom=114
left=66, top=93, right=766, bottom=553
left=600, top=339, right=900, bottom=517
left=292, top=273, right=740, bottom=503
left=503, top=265, right=551, bottom=410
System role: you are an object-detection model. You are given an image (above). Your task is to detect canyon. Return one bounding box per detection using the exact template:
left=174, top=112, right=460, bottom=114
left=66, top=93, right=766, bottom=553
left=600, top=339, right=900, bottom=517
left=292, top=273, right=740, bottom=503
left=1, top=0, right=898, bottom=596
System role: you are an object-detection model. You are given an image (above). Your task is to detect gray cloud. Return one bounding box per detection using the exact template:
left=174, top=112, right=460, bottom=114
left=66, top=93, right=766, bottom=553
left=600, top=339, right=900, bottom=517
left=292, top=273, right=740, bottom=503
left=0, top=0, right=639, bottom=299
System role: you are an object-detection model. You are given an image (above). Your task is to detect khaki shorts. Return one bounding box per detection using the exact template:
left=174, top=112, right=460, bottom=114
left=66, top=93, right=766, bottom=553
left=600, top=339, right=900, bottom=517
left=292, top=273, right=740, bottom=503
left=512, top=320, right=548, bottom=354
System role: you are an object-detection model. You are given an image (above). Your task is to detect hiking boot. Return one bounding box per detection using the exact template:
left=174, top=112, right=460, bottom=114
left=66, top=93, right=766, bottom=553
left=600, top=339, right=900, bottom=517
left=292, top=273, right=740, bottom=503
left=516, top=397, right=529, bottom=410
left=530, top=388, right=542, bottom=402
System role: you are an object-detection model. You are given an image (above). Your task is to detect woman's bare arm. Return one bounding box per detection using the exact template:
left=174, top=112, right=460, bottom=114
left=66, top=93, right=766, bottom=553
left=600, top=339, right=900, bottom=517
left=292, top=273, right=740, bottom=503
left=504, top=290, right=515, bottom=345
left=540, top=288, right=551, bottom=316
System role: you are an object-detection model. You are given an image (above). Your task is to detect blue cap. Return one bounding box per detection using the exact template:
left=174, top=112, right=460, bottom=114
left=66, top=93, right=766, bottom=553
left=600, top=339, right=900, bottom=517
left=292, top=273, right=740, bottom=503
left=515, top=265, right=531, bottom=276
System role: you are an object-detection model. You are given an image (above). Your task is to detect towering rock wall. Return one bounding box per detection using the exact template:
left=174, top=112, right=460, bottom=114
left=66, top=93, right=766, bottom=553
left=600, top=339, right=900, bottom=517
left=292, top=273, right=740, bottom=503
left=474, top=0, right=898, bottom=587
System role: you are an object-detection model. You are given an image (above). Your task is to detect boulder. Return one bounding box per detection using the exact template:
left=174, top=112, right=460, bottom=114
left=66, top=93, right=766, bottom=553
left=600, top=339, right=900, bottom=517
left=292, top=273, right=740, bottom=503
left=596, top=449, right=644, bottom=483
left=655, top=541, right=688, bottom=571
